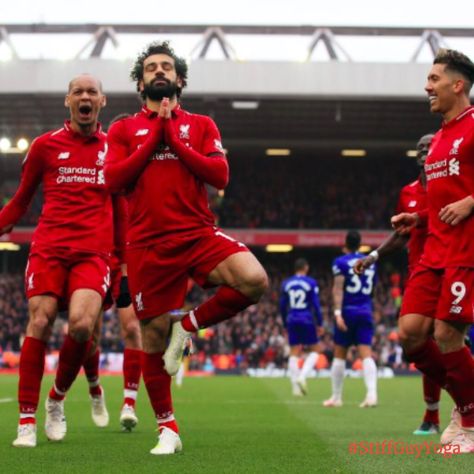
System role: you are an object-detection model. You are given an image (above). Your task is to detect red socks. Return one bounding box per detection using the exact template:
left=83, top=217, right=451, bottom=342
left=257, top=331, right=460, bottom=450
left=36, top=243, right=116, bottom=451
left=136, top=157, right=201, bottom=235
left=141, top=351, right=177, bottom=433
left=422, top=374, right=441, bottom=424
left=83, top=348, right=102, bottom=397
left=49, top=335, right=91, bottom=401
left=442, top=346, right=474, bottom=428
left=18, top=337, right=46, bottom=422
left=181, top=286, right=253, bottom=331
left=406, top=338, right=447, bottom=390
left=123, top=348, right=142, bottom=407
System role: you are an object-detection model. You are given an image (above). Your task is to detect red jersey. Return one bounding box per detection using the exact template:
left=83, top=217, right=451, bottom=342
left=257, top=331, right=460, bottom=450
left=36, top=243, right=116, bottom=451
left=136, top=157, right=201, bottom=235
left=106, top=105, right=226, bottom=248
left=0, top=121, right=112, bottom=255
left=421, top=106, right=474, bottom=268
left=396, top=178, right=428, bottom=274
left=111, top=194, right=128, bottom=263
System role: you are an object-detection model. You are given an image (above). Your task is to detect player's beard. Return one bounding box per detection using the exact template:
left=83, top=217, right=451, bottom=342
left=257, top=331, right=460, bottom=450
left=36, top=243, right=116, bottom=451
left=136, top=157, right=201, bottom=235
left=143, top=79, right=179, bottom=101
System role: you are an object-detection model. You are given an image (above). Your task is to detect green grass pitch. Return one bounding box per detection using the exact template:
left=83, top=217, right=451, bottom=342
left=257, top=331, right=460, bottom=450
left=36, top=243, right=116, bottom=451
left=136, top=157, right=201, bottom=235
left=0, top=374, right=471, bottom=473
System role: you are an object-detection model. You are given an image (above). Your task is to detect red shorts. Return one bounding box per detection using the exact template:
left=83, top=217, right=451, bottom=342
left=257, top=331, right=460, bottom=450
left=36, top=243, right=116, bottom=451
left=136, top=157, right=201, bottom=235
left=127, top=229, right=249, bottom=320
left=401, top=264, right=474, bottom=324
left=25, top=247, right=111, bottom=308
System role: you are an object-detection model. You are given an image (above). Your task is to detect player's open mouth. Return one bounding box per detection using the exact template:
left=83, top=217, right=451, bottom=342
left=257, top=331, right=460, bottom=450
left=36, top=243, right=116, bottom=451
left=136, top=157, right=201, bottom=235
left=78, top=105, right=92, bottom=118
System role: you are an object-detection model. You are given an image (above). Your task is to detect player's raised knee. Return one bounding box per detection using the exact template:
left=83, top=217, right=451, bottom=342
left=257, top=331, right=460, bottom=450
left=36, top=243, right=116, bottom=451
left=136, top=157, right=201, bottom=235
left=243, top=267, right=269, bottom=301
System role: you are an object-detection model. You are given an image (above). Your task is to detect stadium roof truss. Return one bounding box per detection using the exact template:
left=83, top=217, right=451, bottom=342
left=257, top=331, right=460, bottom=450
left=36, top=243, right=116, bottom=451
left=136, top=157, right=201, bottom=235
left=0, top=24, right=473, bottom=159
left=0, top=24, right=471, bottom=61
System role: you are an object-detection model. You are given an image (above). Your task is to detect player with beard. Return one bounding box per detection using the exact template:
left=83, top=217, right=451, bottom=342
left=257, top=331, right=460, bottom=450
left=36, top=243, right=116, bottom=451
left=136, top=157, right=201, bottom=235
left=104, top=41, right=268, bottom=455
left=392, top=49, right=474, bottom=452
left=354, top=134, right=445, bottom=435
left=0, top=75, right=113, bottom=448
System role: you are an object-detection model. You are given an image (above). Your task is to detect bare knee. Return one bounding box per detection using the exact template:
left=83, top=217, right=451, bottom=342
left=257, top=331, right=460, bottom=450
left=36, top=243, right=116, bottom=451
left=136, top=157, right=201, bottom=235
left=398, top=314, right=432, bottom=352
left=68, top=314, right=95, bottom=342
left=434, top=322, right=466, bottom=353
left=140, top=315, right=170, bottom=353
left=122, top=320, right=141, bottom=348
left=27, top=300, right=57, bottom=340
left=241, top=268, right=269, bottom=302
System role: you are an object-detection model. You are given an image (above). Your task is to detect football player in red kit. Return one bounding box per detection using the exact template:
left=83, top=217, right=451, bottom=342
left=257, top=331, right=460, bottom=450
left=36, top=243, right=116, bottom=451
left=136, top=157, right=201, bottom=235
left=0, top=75, right=113, bottom=448
left=105, top=41, right=268, bottom=455
left=393, top=49, right=474, bottom=453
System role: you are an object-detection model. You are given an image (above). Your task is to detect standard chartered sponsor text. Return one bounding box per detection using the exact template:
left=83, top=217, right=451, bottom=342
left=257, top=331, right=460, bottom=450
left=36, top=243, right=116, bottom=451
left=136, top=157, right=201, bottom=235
left=57, top=167, right=100, bottom=184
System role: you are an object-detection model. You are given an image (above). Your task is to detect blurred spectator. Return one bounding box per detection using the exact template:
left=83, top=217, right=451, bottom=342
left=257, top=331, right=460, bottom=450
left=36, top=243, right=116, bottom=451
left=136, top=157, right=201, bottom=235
left=0, top=263, right=409, bottom=370
left=1, top=156, right=418, bottom=230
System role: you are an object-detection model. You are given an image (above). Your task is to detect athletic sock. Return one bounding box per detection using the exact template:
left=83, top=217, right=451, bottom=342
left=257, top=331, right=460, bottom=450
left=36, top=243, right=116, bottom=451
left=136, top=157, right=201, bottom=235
left=362, top=357, right=377, bottom=400
left=442, top=346, right=474, bottom=428
left=331, top=358, right=345, bottom=401
left=49, top=335, right=91, bottom=401
left=18, top=337, right=46, bottom=420
left=405, top=338, right=447, bottom=389
left=123, top=348, right=141, bottom=407
left=288, top=355, right=300, bottom=385
left=83, top=348, right=102, bottom=397
left=181, top=286, right=253, bottom=332
left=300, top=352, right=319, bottom=379
left=141, top=351, right=178, bottom=434
left=422, top=374, right=441, bottom=424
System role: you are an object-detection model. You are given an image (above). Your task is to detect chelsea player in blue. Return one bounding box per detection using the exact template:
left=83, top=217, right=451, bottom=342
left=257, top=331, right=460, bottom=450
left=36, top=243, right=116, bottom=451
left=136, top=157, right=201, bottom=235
left=280, top=258, right=323, bottom=396
left=324, top=231, right=378, bottom=408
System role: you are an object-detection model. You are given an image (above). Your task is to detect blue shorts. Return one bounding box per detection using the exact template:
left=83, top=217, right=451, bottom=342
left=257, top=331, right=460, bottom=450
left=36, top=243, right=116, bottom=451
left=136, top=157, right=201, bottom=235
left=287, top=320, right=318, bottom=346
left=334, top=316, right=374, bottom=348
left=468, top=325, right=474, bottom=355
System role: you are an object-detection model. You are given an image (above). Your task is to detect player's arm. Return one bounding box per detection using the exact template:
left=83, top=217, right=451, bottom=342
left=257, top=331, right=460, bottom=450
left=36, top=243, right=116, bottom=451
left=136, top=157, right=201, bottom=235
left=332, top=274, right=348, bottom=332
left=278, top=289, right=289, bottom=328
left=0, top=141, right=43, bottom=236
left=311, top=284, right=323, bottom=327
left=353, top=232, right=408, bottom=274
left=390, top=211, right=423, bottom=235
left=104, top=118, right=163, bottom=193
left=162, top=106, right=229, bottom=189
left=112, top=194, right=132, bottom=308
left=439, top=195, right=474, bottom=226
left=112, top=194, right=128, bottom=265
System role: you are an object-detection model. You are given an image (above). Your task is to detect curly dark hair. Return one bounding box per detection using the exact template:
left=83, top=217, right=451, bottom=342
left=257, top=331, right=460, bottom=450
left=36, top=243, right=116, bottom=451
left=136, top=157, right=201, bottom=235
left=434, top=48, right=474, bottom=93
left=130, top=41, right=188, bottom=100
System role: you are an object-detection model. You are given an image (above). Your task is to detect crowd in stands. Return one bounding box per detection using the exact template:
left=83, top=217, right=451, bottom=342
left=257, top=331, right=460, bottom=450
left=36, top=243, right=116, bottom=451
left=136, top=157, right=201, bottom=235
left=217, top=156, right=418, bottom=229
left=0, top=155, right=418, bottom=371
left=0, top=261, right=408, bottom=372
left=1, top=156, right=419, bottom=230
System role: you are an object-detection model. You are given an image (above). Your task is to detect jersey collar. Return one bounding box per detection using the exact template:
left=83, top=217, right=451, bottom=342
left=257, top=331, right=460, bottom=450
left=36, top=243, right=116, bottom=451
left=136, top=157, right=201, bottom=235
left=64, top=120, right=103, bottom=140
left=442, top=105, right=474, bottom=129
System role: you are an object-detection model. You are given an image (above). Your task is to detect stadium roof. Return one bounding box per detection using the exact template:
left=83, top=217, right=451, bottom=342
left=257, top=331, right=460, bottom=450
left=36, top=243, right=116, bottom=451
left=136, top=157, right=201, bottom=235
left=1, top=23, right=471, bottom=159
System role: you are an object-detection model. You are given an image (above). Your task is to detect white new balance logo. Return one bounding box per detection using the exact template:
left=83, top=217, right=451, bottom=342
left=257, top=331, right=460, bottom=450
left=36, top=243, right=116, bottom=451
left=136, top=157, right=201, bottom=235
left=135, top=292, right=144, bottom=311
left=58, top=152, right=70, bottom=160
left=135, top=129, right=149, bottom=136
left=448, top=158, right=460, bottom=176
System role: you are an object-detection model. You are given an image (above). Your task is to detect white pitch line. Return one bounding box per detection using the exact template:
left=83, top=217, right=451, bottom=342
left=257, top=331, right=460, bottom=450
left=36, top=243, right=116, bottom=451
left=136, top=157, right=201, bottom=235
left=0, top=397, right=14, bottom=403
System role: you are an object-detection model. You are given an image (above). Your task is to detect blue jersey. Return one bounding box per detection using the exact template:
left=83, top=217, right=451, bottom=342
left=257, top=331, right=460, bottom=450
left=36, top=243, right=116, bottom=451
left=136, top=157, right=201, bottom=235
left=332, top=252, right=376, bottom=318
left=279, top=275, right=322, bottom=326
